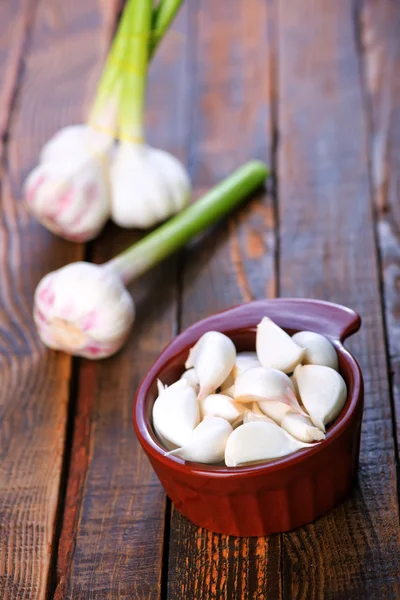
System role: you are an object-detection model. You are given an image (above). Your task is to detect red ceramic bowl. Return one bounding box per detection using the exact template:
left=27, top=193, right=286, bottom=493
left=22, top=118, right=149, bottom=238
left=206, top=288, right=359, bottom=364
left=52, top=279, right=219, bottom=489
left=133, top=299, right=363, bottom=537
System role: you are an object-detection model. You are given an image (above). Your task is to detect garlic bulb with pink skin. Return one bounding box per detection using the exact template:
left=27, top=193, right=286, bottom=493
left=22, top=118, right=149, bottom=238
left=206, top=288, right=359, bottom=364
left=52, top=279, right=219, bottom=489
left=34, top=262, right=134, bottom=359
left=110, top=142, right=191, bottom=229
left=23, top=0, right=187, bottom=242
left=33, top=160, right=269, bottom=358
left=39, top=124, right=109, bottom=163
left=24, top=125, right=113, bottom=242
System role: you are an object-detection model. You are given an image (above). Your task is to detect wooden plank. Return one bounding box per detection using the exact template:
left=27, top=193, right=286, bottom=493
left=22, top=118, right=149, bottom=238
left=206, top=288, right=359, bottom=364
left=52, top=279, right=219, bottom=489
left=167, top=1, right=280, bottom=599
left=277, top=0, right=400, bottom=597
left=0, top=0, right=36, bottom=162
left=360, top=0, right=400, bottom=459
left=0, top=1, right=116, bottom=598
left=56, top=8, right=192, bottom=599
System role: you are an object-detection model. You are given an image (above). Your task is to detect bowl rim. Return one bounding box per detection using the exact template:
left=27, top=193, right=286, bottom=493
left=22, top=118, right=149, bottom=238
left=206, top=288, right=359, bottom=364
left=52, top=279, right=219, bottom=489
left=133, top=298, right=363, bottom=477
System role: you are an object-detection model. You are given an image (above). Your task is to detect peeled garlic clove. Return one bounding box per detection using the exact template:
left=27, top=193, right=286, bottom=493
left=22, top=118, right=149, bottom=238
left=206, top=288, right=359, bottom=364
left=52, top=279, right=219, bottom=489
left=34, top=262, right=134, bottom=359
left=292, top=331, right=339, bottom=371
left=290, top=372, right=301, bottom=401
left=280, top=412, right=325, bottom=443
left=221, top=384, right=235, bottom=399
left=234, top=366, right=291, bottom=402
left=294, top=364, right=347, bottom=432
left=157, top=379, right=167, bottom=396
left=155, top=430, right=178, bottom=452
left=257, top=396, right=323, bottom=442
left=110, top=142, right=191, bottom=229
left=167, top=417, right=233, bottom=464
left=251, top=402, right=271, bottom=417
left=258, top=398, right=292, bottom=422
left=256, top=317, right=305, bottom=373
left=201, top=393, right=245, bottom=426
left=243, top=402, right=275, bottom=424
left=24, top=126, right=113, bottom=242
left=220, top=372, right=234, bottom=392
left=180, top=368, right=200, bottom=390
left=232, top=351, right=260, bottom=379
left=235, top=366, right=308, bottom=416
left=220, top=351, right=260, bottom=396
left=153, top=380, right=200, bottom=448
left=185, top=331, right=236, bottom=401
left=225, top=421, right=313, bottom=467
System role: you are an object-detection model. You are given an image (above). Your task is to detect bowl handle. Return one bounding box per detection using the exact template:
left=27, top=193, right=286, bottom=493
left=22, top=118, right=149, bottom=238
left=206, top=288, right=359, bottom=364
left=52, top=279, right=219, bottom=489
left=213, top=298, right=361, bottom=342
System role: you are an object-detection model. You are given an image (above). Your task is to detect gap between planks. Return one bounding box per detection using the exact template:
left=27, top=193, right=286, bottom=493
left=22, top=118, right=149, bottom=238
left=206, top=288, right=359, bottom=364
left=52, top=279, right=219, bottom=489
left=165, top=0, right=281, bottom=598
left=354, top=0, right=400, bottom=501
left=160, top=4, right=201, bottom=598
left=46, top=357, right=81, bottom=599
left=277, top=0, right=400, bottom=597
left=54, top=4, right=192, bottom=598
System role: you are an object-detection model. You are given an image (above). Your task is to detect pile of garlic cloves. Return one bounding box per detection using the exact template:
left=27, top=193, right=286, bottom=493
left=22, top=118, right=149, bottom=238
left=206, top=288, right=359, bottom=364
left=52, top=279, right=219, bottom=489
left=152, top=318, right=347, bottom=467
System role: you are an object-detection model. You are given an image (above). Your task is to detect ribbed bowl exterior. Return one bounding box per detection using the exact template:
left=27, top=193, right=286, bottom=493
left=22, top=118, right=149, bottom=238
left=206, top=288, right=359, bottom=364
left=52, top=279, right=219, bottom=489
left=133, top=299, right=363, bottom=536
left=146, top=401, right=362, bottom=536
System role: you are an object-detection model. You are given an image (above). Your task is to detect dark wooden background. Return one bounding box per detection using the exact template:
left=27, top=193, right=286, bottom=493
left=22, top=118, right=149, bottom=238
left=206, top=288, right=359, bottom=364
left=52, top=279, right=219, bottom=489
left=0, top=0, right=399, bottom=598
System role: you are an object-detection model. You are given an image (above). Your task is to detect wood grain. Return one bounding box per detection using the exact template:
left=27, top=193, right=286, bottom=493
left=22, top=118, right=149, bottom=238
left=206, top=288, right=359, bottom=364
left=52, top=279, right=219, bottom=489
left=56, top=7, right=192, bottom=599
left=360, top=0, right=400, bottom=460
left=0, top=0, right=117, bottom=598
left=2, top=0, right=399, bottom=597
left=166, top=1, right=280, bottom=599
left=0, top=0, right=37, bottom=163
left=277, top=0, right=400, bottom=597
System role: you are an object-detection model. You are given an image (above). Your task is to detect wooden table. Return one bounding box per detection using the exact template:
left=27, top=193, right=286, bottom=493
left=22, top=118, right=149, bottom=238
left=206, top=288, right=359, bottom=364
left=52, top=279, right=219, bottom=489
left=1, top=1, right=400, bottom=598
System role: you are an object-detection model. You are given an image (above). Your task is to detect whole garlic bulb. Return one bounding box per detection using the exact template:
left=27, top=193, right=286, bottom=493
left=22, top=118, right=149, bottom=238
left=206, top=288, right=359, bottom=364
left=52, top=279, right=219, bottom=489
left=40, top=124, right=107, bottom=162
left=34, top=262, right=134, bottom=359
left=24, top=125, right=113, bottom=242
left=110, top=142, right=191, bottom=229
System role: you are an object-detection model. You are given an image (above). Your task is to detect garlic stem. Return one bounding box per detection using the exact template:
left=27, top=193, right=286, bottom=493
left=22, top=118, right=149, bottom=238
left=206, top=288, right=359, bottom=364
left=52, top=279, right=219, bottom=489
left=150, top=0, right=184, bottom=55
left=88, top=0, right=136, bottom=131
left=107, top=160, right=269, bottom=283
left=89, top=0, right=182, bottom=135
left=118, top=0, right=152, bottom=142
